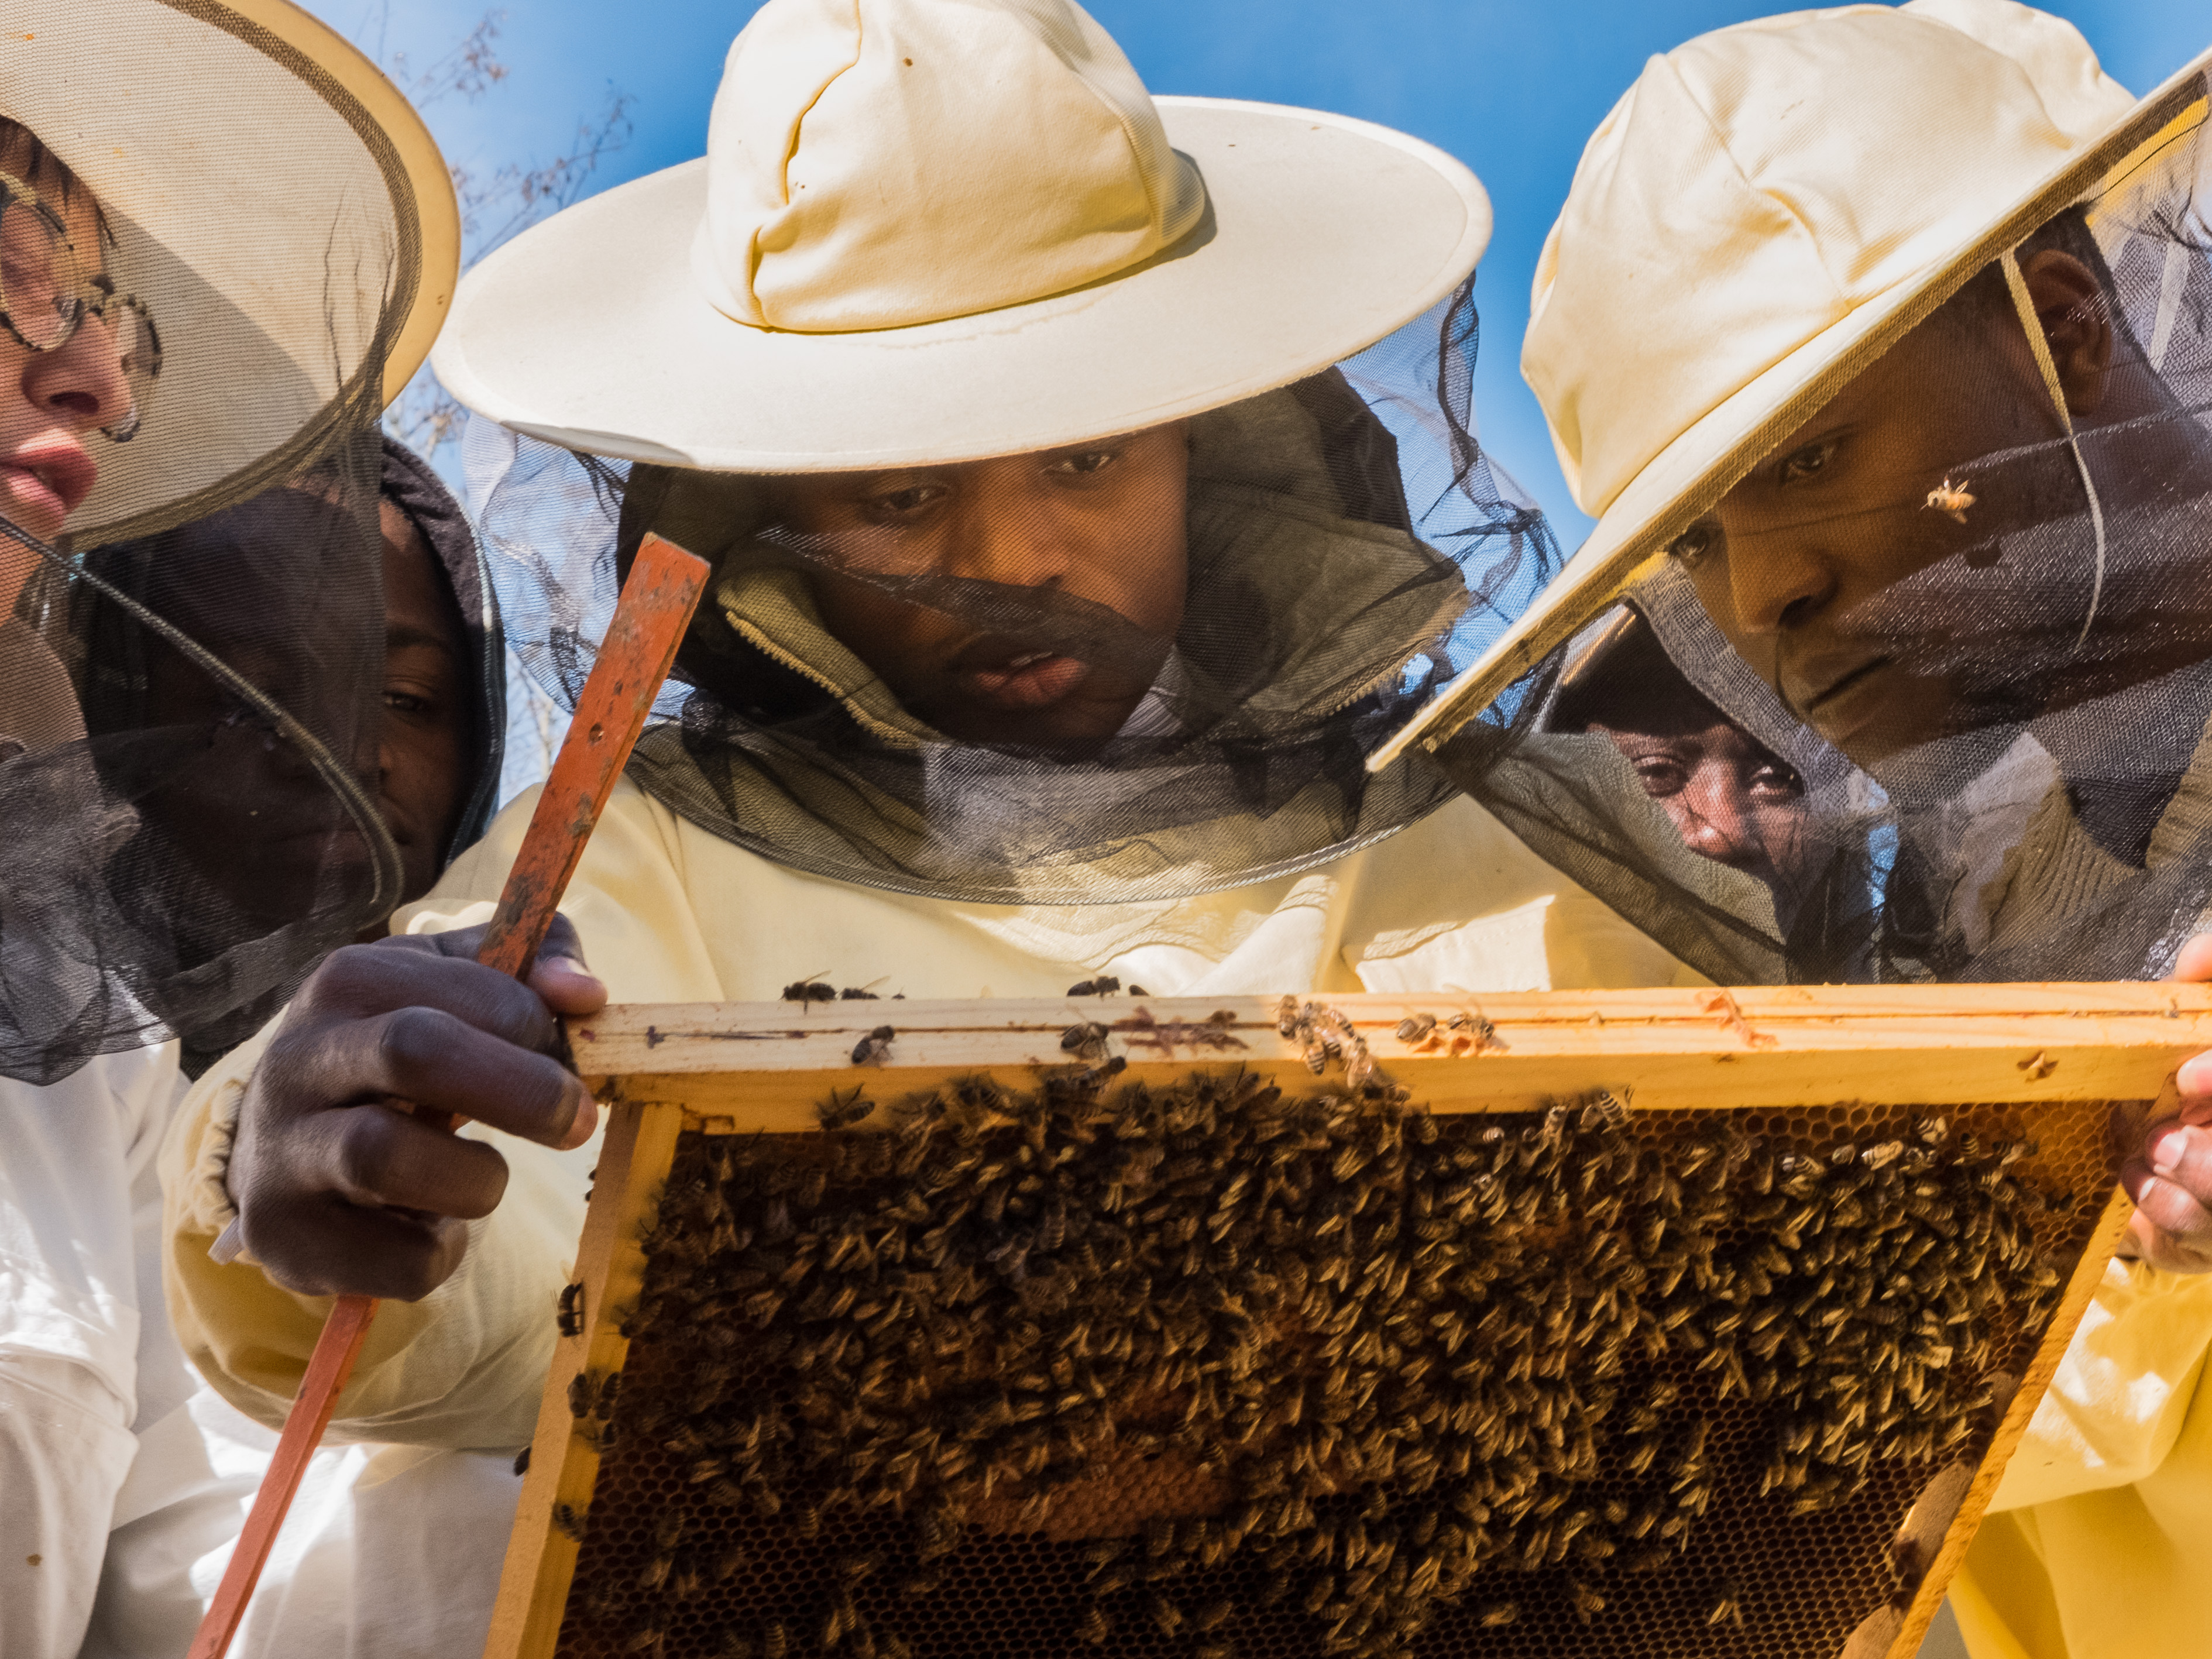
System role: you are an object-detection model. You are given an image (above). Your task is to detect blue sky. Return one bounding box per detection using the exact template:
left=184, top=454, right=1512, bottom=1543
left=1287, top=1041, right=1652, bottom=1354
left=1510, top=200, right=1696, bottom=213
left=320, top=0, right=2211, bottom=545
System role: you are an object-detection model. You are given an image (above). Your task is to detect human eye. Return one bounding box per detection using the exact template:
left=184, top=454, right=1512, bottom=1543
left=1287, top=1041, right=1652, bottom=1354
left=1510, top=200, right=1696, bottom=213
left=857, top=477, right=947, bottom=522
left=1632, top=755, right=1689, bottom=798
left=1665, top=520, right=1720, bottom=569
left=383, top=688, right=432, bottom=717
left=1776, top=437, right=1841, bottom=486
left=1749, top=761, right=1804, bottom=802
left=1044, top=448, right=1118, bottom=478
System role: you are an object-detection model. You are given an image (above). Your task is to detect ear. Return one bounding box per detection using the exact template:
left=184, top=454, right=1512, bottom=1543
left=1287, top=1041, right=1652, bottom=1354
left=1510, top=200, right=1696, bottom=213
left=2018, top=250, right=2113, bottom=416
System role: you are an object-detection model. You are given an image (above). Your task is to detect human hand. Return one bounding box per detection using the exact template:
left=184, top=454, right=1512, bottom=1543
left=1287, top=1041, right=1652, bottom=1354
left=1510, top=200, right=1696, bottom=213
left=2120, top=932, right=2212, bottom=1272
left=226, top=916, right=607, bottom=1300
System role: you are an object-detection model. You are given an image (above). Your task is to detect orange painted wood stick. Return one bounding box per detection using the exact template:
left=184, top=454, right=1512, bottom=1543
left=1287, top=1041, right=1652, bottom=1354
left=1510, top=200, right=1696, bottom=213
left=187, top=532, right=709, bottom=1659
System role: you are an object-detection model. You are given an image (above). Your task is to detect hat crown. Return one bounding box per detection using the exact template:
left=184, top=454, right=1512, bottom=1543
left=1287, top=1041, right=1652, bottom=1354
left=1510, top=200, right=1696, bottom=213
left=691, top=0, right=1207, bottom=334
left=1522, top=0, right=2135, bottom=518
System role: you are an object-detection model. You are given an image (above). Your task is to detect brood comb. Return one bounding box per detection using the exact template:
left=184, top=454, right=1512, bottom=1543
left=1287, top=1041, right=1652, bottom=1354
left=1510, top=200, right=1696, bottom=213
left=482, top=986, right=2207, bottom=1659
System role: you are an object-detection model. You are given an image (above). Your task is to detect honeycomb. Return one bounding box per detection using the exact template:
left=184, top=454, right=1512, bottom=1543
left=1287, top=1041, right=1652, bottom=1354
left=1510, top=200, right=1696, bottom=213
left=542, top=1069, right=2118, bottom=1659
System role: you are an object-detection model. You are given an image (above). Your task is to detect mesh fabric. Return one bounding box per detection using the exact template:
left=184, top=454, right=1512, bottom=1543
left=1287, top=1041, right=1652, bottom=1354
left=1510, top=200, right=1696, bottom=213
left=1433, top=84, right=2212, bottom=988
left=0, top=88, right=413, bottom=1082
left=471, top=280, right=1555, bottom=904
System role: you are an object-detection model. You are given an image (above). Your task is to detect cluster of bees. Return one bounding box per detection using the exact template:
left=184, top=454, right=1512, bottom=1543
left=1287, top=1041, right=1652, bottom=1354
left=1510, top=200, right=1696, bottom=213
left=552, top=1066, right=2074, bottom=1659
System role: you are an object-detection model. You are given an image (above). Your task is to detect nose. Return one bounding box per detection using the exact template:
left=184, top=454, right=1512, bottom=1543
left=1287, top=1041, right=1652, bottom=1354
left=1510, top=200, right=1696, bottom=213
left=940, top=465, right=1071, bottom=589
left=1673, top=758, right=1766, bottom=870
left=1717, top=520, right=1837, bottom=639
left=24, top=307, right=133, bottom=435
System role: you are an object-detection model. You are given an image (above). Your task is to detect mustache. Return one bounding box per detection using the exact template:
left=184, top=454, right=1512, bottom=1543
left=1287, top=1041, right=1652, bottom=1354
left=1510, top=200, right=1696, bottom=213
left=750, top=528, right=1176, bottom=686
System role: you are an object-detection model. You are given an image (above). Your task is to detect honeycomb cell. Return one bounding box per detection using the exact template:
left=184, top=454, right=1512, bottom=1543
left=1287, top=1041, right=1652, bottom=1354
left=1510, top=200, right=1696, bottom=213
left=541, top=1074, right=2116, bottom=1658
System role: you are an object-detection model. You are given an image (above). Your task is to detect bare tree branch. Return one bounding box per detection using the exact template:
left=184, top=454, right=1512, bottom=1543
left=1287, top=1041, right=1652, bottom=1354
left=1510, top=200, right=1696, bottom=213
left=366, top=13, right=634, bottom=465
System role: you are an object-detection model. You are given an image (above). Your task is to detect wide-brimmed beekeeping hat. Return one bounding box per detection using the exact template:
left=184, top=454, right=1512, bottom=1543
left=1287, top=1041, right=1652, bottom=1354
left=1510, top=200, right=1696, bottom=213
left=1372, top=0, right=2206, bottom=770
left=431, top=0, right=1490, bottom=470
left=2, top=0, right=459, bottom=542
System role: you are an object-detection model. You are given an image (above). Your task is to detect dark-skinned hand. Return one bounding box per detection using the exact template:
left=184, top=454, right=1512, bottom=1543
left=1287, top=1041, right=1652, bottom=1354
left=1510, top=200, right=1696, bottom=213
left=226, top=916, right=607, bottom=1301
left=2121, top=932, right=2212, bottom=1273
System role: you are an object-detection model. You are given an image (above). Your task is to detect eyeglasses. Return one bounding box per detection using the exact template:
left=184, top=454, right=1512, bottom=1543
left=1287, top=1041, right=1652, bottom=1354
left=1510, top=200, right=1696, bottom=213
left=0, top=170, right=161, bottom=442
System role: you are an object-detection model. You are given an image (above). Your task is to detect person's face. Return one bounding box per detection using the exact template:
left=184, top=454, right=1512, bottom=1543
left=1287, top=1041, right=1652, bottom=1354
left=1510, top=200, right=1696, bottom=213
left=367, top=500, right=469, bottom=926
left=771, top=424, right=1189, bottom=750
left=0, top=146, right=133, bottom=604
left=1594, top=719, right=1811, bottom=889
left=133, top=500, right=386, bottom=928
left=1672, top=253, right=2113, bottom=769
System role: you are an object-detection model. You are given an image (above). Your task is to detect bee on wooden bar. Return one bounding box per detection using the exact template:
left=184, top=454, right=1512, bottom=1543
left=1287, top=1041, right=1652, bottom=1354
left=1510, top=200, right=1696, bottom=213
left=557, top=1281, right=585, bottom=1337
left=850, top=1025, right=896, bottom=1066
left=781, top=973, right=836, bottom=1005
left=1061, top=1021, right=1110, bottom=1060
left=1066, top=976, right=1121, bottom=997
left=816, top=1087, right=876, bottom=1130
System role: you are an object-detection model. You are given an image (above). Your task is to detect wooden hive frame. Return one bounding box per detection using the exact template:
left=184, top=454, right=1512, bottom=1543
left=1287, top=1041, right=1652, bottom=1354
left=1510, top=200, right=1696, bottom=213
left=484, top=984, right=2212, bottom=1659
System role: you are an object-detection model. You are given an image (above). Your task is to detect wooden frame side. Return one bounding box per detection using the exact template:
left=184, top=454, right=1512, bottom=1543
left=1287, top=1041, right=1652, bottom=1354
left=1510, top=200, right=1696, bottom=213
left=1879, top=1181, right=2138, bottom=1659
left=482, top=1101, right=686, bottom=1659
left=571, top=987, right=2212, bottom=1129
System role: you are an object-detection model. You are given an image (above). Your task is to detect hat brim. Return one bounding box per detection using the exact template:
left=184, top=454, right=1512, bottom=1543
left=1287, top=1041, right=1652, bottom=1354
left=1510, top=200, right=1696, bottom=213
left=431, top=97, right=1490, bottom=472
left=1369, top=47, right=2212, bottom=775
left=4, top=0, right=459, bottom=541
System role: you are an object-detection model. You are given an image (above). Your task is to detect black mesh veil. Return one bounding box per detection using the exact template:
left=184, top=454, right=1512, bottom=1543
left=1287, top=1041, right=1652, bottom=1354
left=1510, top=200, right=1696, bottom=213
left=1425, top=80, right=2212, bottom=988
left=471, top=278, right=1558, bottom=904
left=0, top=79, right=420, bottom=1081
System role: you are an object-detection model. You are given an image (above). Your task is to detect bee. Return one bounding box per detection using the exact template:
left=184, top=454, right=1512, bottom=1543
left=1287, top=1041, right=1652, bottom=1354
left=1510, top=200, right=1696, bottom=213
left=510, top=1444, right=531, bottom=1476
left=781, top=973, right=837, bottom=1005
left=1061, top=1021, right=1110, bottom=1059
left=557, top=1281, right=585, bottom=1337
left=1475, top=1603, right=1518, bottom=1627
left=1066, top=976, right=1122, bottom=997
left=816, top=1086, right=876, bottom=1130
left=1074, top=1605, right=1111, bottom=1646
left=1394, top=1011, right=1437, bottom=1042
left=551, top=1502, right=589, bottom=1542
left=623, top=1620, right=666, bottom=1654
left=762, top=1621, right=789, bottom=1659
left=716, top=1633, right=754, bottom=1659
left=851, top=1025, right=896, bottom=1066
left=1925, top=476, right=1977, bottom=524
left=839, top=979, right=885, bottom=999
left=1567, top=1579, right=1606, bottom=1623
left=1446, top=1009, right=1496, bottom=1045
left=1708, top=1580, right=1746, bottom=1629
left=1192, top=1599, right=1235, bottom=1634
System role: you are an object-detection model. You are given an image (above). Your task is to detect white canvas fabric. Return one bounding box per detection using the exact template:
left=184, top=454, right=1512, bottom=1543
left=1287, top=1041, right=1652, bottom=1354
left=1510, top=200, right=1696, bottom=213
left=430, top=0, right=1490, bottom=470
left=0, top=0, right=458, bottom=542
left=1373, top=0, right=2203, bottom=769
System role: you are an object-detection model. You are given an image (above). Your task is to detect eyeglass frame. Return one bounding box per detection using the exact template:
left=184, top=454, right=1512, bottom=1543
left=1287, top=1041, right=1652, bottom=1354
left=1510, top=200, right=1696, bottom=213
left=0, top=168, right=162, bottom=442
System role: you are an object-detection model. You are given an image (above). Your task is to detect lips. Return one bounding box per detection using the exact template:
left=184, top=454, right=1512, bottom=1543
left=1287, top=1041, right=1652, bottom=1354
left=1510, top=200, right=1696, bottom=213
left=1798, top=656, right=1891, bottom=714
left=0, top=436, right=98, bottom=540
left=957, top=650, right=1090, bottom=710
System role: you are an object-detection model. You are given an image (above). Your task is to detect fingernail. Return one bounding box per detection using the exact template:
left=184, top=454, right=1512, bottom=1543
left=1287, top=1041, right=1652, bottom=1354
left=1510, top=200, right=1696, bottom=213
left=562, top=1092, right=600, bottom=1150
left=2179, top=1054, right=2212, bottom=1095
left=2149, top=1122, right=2192, bottom=1177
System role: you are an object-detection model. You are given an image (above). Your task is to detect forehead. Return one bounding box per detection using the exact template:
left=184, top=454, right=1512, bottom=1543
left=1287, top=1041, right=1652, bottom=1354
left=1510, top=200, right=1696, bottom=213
left=0, top=130, right=104, bottom=246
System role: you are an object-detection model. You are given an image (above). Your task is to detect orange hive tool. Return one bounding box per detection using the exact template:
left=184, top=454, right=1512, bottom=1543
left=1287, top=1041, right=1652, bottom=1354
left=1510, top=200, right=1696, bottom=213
left=186, top=531, right=710, bottom=1659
